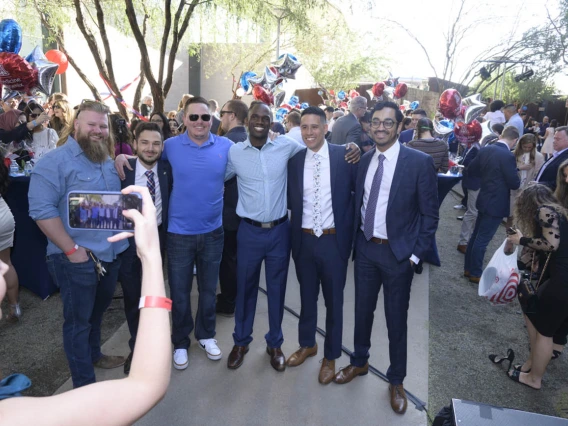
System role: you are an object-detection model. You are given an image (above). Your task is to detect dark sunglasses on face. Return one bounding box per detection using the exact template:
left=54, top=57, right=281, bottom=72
left=29, top=113, right=40, bottom=119
left=219, top=110, right=233, bottom=117
left=188, top=114, right=211, bottom=122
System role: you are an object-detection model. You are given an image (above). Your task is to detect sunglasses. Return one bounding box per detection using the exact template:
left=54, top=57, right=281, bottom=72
left=29, top=113, right=40, bottom=118
left=188, top=114, right=211, bottom=122
left=219, top=110, right=234, bottom=117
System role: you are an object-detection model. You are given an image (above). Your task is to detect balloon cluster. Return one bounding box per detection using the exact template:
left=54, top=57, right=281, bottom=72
left=236, top=53, right=302, bottom=106
left=275, top=95, right=312, bottom=122
left=435, top=89, right=485, bottom=146
left=0, top=19, right=67, bottom=98
left=366, top=75, right=408, bottom=102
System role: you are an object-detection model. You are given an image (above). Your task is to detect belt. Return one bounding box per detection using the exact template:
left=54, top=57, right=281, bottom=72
left=242, top=215, right=288, bottom=229
left=370, top=237, right=389, bottom=244
left=302, top=228, right=336, bottom=235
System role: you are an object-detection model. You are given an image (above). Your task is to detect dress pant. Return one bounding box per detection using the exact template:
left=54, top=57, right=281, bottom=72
left=464, top=212, right=503, bottom=277
left=351, top=231, right=414, bottom=385
left=293, top=232, right=347, bottom=360
left=458, top=189, right=479, bottom=246
left=218, top=228, right=238, bottom=308
left=233, top=219, right=290, bottom=349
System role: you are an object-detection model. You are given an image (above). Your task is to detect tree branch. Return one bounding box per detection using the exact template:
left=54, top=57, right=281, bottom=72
left=158, top=0, right=172, bottom=86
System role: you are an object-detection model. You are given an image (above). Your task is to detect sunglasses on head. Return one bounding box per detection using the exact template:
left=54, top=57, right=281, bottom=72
left=188, top=114, right=211, bottom=122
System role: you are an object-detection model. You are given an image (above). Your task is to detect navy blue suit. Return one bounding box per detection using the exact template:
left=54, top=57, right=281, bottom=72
left=535, top=148, right=568, bottom=191
left=398, top=128, right=414, bottom=144
left=464, top=142, right=520, bottom=277
left=118, top=158, right=172, bottom=351
left=287, top=143, right=357, bottom=359
left=351, top=143, right=438, bottom=385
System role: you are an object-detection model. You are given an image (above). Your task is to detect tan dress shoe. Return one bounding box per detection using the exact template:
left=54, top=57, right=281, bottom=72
left=457, top=244, right=467, bottom=254
left=93, top=354, right=126, bottom=369
left=469, top=276, right=481, bottom=284
left=266, top=347, right=286, bottom=372
left=227, top=345, right=249, bottom=370
left=318, top=358, right=335, bottom=384
left=333, top=363, right=369, bottom=384
left=389, top=384, right=407, bottom=414
left=287, top=344, right=318, bottom=367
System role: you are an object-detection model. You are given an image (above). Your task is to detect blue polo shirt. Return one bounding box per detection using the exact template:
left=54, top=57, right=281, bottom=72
left=162, top=131, right=233, bottom=235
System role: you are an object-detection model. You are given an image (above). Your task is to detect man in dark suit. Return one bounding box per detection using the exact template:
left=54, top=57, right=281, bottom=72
left=330, top=96, right=367, bottom=147
left=118, top=121, right=172, bottom=374
left=535, top=126, right=568, bottom=190
left=464, top=126, right=520, bottom=283
left=286, top=107, right=357, bottom=384
left=398, top=108, right=427, bottom=143
left=216, top=100, right=249, bottom=316
left=333, top=102, right=439, bottom=415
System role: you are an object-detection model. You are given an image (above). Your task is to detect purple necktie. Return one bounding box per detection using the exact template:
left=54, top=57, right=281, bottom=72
left=145, top=170, right=155, bottom=203
left=363, top=154, right=385, bottom=241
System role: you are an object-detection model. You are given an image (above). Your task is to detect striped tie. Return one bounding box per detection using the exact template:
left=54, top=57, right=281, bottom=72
left=363, top=154, right=385, bottom=241
left=145, top=170, right=155, bottom=203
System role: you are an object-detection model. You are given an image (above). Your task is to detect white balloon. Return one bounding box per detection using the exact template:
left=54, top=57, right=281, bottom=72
left=236, top=87, right=246, bottom=97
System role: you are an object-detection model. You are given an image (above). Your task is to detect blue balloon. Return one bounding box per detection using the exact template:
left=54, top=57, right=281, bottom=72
left=409, top=101, right=419, bottom=110
left=276, top=108, right=288, bottom=122
left=440, top=119, right=454, bottom=129
left=522, top=105, right=528, bottom=111
left=300, top=102, right=309, bottom=109
left=25, top=45, right=46, bottom=63
left=337, top=91, right=346, bottom=100
left=0, top=19, right=22, bottom=54
left=240, top=71, right=256, bottom=93
left=289, top=95, right=299, bottom=106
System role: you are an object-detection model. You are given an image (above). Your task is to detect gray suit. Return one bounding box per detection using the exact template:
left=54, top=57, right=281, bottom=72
left=330, top=113, right=361, bottom=146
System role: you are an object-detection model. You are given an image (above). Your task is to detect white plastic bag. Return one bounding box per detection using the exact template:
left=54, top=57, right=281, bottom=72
left=478, top=239, right=520, bottom=305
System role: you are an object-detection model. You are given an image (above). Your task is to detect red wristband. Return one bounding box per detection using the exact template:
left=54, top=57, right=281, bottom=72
left=65, top=244, right=79, bottom=256
left=139, top=296, right=172, bottom=311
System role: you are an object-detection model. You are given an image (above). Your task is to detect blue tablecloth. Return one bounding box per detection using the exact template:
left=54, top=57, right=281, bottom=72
left=4, top=176, right=57, bottom=299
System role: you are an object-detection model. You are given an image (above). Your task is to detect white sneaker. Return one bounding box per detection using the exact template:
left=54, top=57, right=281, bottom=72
left=453, top=204, right=466, bottom=210
left=173, top=349, right=189, bottom=370
left=199, top=338, right=222, bottom=360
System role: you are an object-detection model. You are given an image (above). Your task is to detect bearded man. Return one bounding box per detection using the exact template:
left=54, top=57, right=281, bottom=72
left=29, top=100, right=128, bottom=388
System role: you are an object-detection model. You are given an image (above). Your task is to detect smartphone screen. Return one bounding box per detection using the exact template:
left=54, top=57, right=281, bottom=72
left=68, top=191, right=142, bottom=231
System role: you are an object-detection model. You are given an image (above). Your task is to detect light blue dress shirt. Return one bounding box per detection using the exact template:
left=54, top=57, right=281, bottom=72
left=226, top=135, right=304, bottom=222
left=28, top=137, right=128, bottom=262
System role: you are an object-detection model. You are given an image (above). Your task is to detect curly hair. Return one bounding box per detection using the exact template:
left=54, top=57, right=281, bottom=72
left=515, top=183, right=568, bottom=236
left=554, top=159, right=568, bottom=209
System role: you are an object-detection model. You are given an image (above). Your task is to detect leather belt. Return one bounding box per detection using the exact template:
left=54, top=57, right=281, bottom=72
left=302, top=228, right=336, bottom=235
left=370, top=237, right=389, bottom=244
left=242, top=215, right=288, bottom=229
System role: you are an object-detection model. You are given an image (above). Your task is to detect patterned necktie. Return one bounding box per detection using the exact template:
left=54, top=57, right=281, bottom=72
left=312, top=153, right=323, bottom=237
left=145, top=170, right=155, bottom=203
left=363, top=154, right=385, bottom=241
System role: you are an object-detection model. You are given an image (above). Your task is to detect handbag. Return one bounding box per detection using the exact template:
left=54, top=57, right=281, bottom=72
left=517, top=251, right=551, bottom=314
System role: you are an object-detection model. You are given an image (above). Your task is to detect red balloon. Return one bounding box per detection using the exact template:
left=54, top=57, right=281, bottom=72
left=45, top=49, right=68, bottom=74
left=454, top=119, right=482, bottom=146
left=280, top=104, right=292, bottom=111
left=372, top=82, right=384, bottom=97
left=329, top=89, right=335, bottom=95
left=349, top=90, right=360, bottom=98
left=438, top=89, right=462, bottom=119
left=393, top=83, right=408, bottom=99
left=339, top=101, right=348, bottom=109
left=0, top=52, right=37, bottom=94
left=252, top=85, right=274, bottom=105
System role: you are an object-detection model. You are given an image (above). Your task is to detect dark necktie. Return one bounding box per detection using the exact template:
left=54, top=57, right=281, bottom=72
left=145, top=170, right=155, bottom=203
left=363, top=154, right=385, bottom=241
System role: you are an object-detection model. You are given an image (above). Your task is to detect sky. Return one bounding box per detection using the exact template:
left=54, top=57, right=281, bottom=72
left=336, top=0, right=567, bottom=93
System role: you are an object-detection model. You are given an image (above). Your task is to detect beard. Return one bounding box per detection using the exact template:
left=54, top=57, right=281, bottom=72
left=75, top=128, right=110, bottom=163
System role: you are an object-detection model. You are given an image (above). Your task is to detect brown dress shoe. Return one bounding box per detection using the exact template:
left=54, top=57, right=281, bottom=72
left=333, top=363, right=369, bottom=384
left=463, top=270, right=470, bottom=277
left=266, top=347, right=286, bottom=372
left=389, top=384, right=408, bottom=414
left=457, top=244, right=467, bottom=254
left=227, top=345, right=249, bottom=370
left=318, top=358, right=335, bottom=384
left=287, top=344, right=318, bottom=367
left=469, top=276, right=481, bottom=284
left=93, top=354, right=126, bottom=369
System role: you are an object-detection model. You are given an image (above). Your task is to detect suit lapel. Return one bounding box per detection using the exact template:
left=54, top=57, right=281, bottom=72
left=387, top=143, right=407, bottom=212
left=157, top=160, right=168, bottom=195
left=357, top=149, right=374, bottom=209
left=330, top=145, right=340, bottom=197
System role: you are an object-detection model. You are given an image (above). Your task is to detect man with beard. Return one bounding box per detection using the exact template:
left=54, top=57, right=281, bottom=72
left=118, top=121, right=172, bottom=374
left=29, top=100, right=128, bottom=388
left=225, top=102, right=360, bottom=372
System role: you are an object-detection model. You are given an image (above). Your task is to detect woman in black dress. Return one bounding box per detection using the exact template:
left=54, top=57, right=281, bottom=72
left=507, top=184, right=568, bottom=389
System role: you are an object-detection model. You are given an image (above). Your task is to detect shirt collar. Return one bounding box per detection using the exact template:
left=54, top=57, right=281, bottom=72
left=243, top=134, right=284, bottom=149
left=554, top=147, right=568, bottom=157
left=375, top=140, right=400, bottom=162
left=495, top=140, right=511, bottom=149
left=135, top=158, right=158, bottom=179
left=306, top=141, right=329, bottom=160
left=181, top=131, right=215, bottom=146
left=67, top=136, right=84, bottom=157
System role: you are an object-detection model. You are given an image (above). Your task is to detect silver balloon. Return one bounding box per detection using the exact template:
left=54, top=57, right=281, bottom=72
left=272, top=53, right=301, bottom=80
left=433, top=118, right=455, bottom=135
left=2, top=89, right=19, bottom=102
left=462, top=93, right=486, bottom=124
left=274, top=90, right=286, bottom=108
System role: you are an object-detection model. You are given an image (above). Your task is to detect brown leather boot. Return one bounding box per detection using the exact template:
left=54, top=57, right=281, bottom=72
left=287, top=344, right=318, bottom=367
left=318, top=358, right=335, bottom=384
left=389, top=384, right=408, bottom=414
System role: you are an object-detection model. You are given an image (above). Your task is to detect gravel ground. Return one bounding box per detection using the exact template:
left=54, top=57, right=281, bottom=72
left=428, top=189, right=568, bottom=421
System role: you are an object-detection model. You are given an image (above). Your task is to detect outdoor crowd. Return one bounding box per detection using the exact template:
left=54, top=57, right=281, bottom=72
left=0, top=90, right=566, bottom=424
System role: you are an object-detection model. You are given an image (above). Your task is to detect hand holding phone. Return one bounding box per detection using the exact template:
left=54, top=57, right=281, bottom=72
left=506, top=227, right=517, bottom=236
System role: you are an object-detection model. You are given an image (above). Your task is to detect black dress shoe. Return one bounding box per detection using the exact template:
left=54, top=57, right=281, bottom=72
left=124, top=352, right=133, bottom=375
left=227, top=345, right=249, bottom=369
left=266, top=347, right=286, bottom=372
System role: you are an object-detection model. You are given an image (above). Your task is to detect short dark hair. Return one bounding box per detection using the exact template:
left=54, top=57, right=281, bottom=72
left=324, top=106, right=334, bottom=113
left=287, top=110, right=301, bottom=126
left=225, top=99, right=248, bottom=124
left=412, top=108, right=427, bottom=117
left=135, top=121, right=163, bottom=141
left=504, top=104, right=517, bottom=112
left=249, top=101, right=272, bottom=122
left=301, top=106, right=326, bottom=123
left=371, top=101, right=404, bottom=123
left=501, top=125, right=520, bottom=140
left=360, top=111, right=372, bottom=123
left=551, top=119, right=558, bottom=127
left=489, top=100, right=505, bottom=112
left=491, top=123, right=504, bottom=135
left=183, top=96, right=209, bottom=114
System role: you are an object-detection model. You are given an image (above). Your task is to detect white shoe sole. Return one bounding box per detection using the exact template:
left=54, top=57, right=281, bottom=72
left=173, top=356, right=189, bottom=370
left=200, top=344, right=222, bottom=361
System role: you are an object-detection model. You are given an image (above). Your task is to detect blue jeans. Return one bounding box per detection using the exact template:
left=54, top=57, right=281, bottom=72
left=464, top=212, right=503, bottom=277
left=46, top=253, right=121, bottom=388
left=167, top=227, right=224, bottom=349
